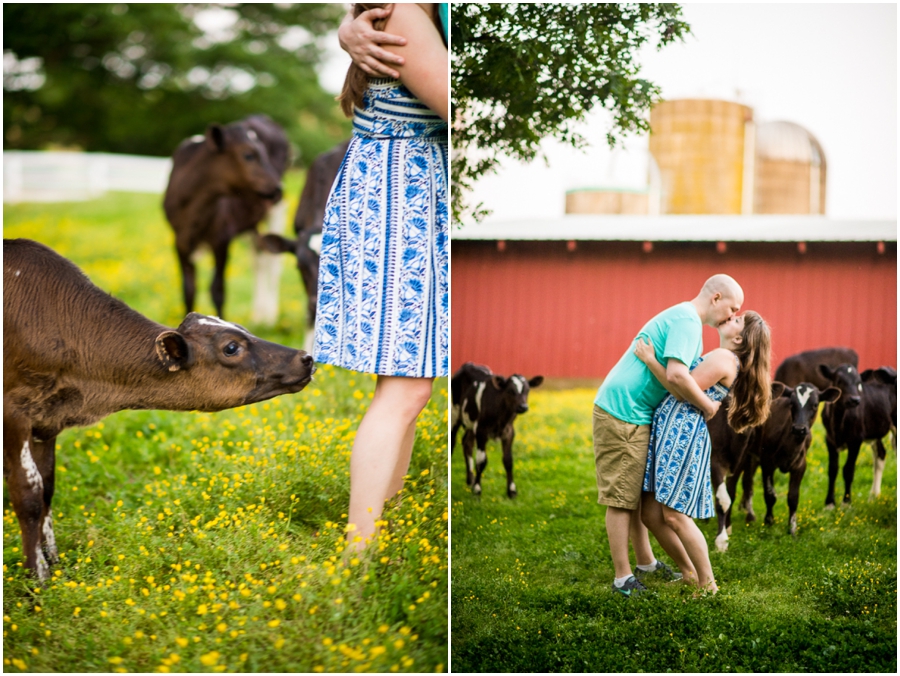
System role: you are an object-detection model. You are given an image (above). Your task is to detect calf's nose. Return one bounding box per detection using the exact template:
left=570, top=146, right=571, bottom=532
left=517, top=404, right=528, bottom=414
left=791, top=425, right=808, bottom=437
left=847, top=396, right=861, bottom=407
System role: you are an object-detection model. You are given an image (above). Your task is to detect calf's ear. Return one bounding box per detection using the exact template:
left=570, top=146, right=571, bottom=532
left=529, top=375, right=544, bottom=388
left=771, top=381, right=786, bottom=399
left=819, top=386, right=842, bottom=404
left=256, top=233, right=297, bottom=255
left=817, top=364, right=836, bottom=382
left=779, top=384, right=794, bottom=399
left=156, top=331, right=194, bottom=372
left=872, top=367, right=897, bottom=386
left=206, top=124, right=226, bottom=152
left=490, top=375, right=506, bottom=390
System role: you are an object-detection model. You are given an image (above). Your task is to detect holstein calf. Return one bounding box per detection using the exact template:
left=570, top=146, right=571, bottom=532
left=163, top=114, right=289, bottom=319
left=259, top=139, right=351, bottom=331
left=707, top=382, right=785, bottom=552
left=450, top=362, right=543, bottom=497
left=819, top=364, right=897, bottom=507
left=774, top=347, right=858, bottom=390
left=4, top=239, right=315, bottom=580
left=741, top=383, right=840, bottom=536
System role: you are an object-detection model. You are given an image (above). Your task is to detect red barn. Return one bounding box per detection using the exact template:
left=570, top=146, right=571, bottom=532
left=452, top=215, right=896, bottom=380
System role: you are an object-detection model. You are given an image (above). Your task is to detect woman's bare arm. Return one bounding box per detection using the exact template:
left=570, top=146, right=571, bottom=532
left=381, top=3, right=448, bottom=121
left=339, top=6, right=407, bottom=79
left=689, top=349, right=739, bottom=390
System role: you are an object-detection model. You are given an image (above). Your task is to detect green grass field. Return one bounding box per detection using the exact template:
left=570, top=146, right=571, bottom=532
left=3, top=175, right=448, bottom=673
left=451, top=388, right=896, bottom=672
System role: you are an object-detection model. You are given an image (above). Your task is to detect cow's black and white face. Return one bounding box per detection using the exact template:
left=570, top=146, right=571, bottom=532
left=818, top=363, right=863, bottom=408
left=782, top=382, right=841, bottom=438
left=494, top=374, right=544, bottom=414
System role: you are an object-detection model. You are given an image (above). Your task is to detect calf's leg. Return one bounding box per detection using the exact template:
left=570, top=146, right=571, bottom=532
left=462, top=429, right=476, bottom=487
left=4, top=415, right=49, bottom=580
left=841, top=440, right=862, bottom=506
left=741, top=456, right=758, bottom=523
left=786, top=462, right=806, bottom=536
left=501, top=427, right=516, bottom=498
left=870, top=439, right=887, bottom=499
left=471, top=431, right=489, bottom=495
left=211, top=238, right=231, bottom=319
left=176, top=247, right=197, bottom=315
left=34, top=435, right=59, bottom=564
left=762, top=466, right=777, bottom=526
left=824, top=438, right=840, bottom=509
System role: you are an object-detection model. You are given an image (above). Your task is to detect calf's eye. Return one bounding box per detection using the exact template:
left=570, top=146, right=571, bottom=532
left=224, top=342, right=241, bottom=356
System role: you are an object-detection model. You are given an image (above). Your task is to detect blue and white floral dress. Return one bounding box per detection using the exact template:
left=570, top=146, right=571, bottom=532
left=313, top=79, right=448, bottom=378
left=642, top=356, right=737, bottom=519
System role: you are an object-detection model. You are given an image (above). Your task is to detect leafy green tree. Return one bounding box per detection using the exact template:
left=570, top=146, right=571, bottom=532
left=451, top=3, right=690, bottom=221
left=3, top=3, right=351, bottom=165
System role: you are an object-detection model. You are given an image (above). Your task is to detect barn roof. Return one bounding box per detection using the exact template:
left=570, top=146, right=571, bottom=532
left=453, top=215, right=896, bottom=242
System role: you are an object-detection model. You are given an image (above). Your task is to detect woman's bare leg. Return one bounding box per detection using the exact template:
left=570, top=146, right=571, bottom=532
left=661, top=504, right=717, bottom=592
left=346, top=375, right=433, bottom=552
left=641, top=492, right=699, bottom=584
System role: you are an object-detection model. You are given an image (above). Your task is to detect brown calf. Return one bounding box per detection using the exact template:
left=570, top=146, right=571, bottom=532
left=3, top=239, right=315, bottom=580
left=259, top=139, right=351, bottom=330
left=163, top=114, right=289, bottom=319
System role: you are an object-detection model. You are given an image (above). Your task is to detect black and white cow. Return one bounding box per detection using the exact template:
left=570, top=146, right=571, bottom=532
left=741, top=382, right=840, bottom=536
left=450, top=362, right=543, bottom=497
left=707, top=382, right=784, bottom=552
left=819, top=364, right=897, bottom=507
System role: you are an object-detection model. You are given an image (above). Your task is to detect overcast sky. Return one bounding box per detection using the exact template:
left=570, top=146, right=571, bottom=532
left=438, top=3, right=897, bottom=223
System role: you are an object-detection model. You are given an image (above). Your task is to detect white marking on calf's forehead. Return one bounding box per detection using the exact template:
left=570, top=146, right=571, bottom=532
left=512, top=376, right=525, bottom=394
left=858, top=383, right=863, bottom=392
left=197, top=316, right=249, bottom=335
left=796, top=385, right=812, bottom=408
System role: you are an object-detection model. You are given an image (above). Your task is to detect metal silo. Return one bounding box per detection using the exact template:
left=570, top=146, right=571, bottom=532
left=649, top=99, right=754, bottom=214
left=754, top=121, right=827, bottom=215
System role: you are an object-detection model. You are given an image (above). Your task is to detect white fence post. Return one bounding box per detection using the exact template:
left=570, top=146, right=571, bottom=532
left=251, top=200, right=288, bottom=326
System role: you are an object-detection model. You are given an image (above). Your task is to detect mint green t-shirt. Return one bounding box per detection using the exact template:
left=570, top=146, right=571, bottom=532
left=594, top=302, right=703, bottom=425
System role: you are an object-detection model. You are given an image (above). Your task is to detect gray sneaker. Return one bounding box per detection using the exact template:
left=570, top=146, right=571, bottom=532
left=611, top=575, right=647, bottom=597
left=634, top=560, right=683, bottom=582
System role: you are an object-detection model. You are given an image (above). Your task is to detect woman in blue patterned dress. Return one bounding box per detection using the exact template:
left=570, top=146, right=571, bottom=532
left=634, top=311, right=772, bottom=594
left=316, top=3, right=447, bottom=552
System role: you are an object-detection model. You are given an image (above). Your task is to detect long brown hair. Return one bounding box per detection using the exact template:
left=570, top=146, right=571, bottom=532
left=337, top=3, right=442, bottom=117
left=727, top=311, right=773, bottom=433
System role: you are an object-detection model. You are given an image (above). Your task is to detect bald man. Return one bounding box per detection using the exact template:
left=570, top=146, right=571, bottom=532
left=593, top=274, right=744, bottom=597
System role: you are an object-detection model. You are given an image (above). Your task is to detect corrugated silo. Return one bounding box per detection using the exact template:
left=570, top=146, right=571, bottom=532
left=649, top=99, right=754, bottom=214
left=754, top=121, right=827, bottom=215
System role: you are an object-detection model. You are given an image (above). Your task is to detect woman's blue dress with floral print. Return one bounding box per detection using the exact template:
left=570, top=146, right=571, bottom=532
left=314, top=79, right=448, bottom=377
left=642, top=356, right=735, bottom=519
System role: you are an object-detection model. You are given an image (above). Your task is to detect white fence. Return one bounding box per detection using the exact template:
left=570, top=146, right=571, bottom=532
left=3, top=150, right=291, bottom=327
left=4, top=150, right=172, bottom=202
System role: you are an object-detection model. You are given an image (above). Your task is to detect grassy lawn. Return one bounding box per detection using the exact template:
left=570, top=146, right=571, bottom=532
left=450, top=388, right=896, bottom=672
left=3, top=174, right=449, bottom=673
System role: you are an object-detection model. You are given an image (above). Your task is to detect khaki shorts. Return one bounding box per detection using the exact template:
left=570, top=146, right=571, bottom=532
left=592, top=405, right=651, bottom=510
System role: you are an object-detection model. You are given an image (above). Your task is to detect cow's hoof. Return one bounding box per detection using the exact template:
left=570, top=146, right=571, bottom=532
left=745, top=513, right=756, bottom=524
left=764, top=516, right=774, bottom=526
left=714, top=535, right=729, bottom=552
left=507, top=490, right=517, bottom=499
left=824, top=502, right=835, bottom=511
left=840, top=500, right=852, bottom=509
left=472, top=484, right=482, bottom=496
